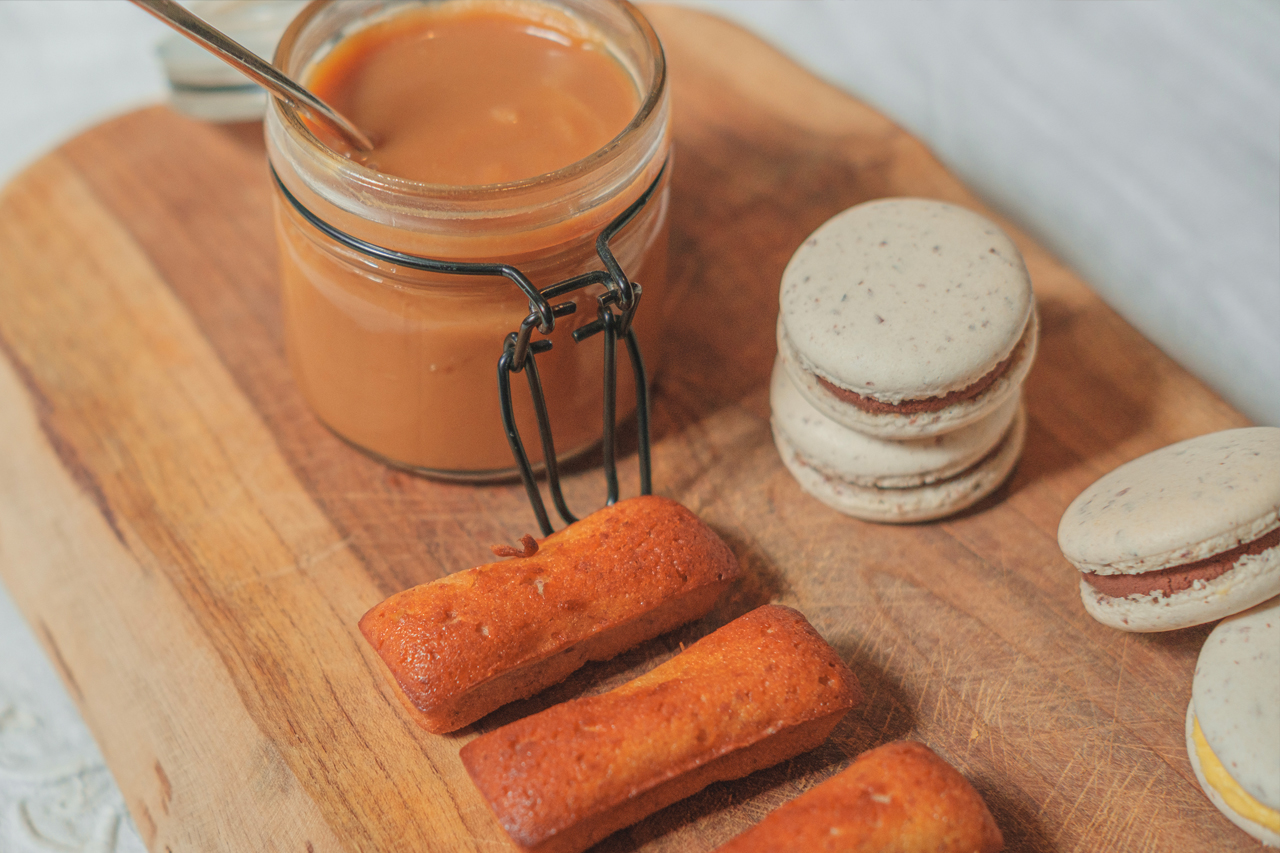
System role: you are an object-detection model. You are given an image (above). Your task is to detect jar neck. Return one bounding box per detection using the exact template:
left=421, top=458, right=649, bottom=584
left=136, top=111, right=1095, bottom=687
left=267, top=0, right=669, bottom=255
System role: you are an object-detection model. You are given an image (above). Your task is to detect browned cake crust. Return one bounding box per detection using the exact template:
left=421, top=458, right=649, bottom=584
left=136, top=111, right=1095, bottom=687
left=357, top=495, right=741, bottom=733
left=715, top=740, right=1003, bottom=853
left=460, top=605, right=861, bottom=853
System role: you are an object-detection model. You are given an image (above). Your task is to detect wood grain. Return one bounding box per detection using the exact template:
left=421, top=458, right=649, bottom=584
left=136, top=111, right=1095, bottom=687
left=0, top=6, right=1254, bottom=852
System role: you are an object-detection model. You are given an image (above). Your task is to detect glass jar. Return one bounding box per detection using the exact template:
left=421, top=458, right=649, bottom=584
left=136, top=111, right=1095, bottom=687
left=159, top=0, right=309, bottom=122
left=266, top=0, right=671, bottom=480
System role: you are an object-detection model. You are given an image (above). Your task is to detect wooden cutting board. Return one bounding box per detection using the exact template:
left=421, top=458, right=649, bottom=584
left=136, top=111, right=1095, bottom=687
left=0, top=6, right=1255, bottom=852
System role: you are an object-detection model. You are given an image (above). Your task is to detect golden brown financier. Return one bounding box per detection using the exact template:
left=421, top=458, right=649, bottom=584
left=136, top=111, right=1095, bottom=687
left=715, top=740, right=1003, bottom=852
left=358, top=495, right=741, bottom=733
left=461, top=605, right=861, bottom=853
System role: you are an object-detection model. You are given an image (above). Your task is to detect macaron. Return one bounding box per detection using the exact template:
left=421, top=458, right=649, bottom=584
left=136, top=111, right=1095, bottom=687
left=777, top=197, right=1038, bottom=439
left=770, top=356, right=1026, bottom=523
left=1058, top=427, right=1280, bottom=632
left=1186, top=597, right=1280, bottom=846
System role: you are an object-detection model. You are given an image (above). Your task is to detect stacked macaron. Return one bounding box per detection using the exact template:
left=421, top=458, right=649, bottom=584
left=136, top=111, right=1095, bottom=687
left=771, top=197, right=1037, bottom=523
left=1057, top=427, right=1280, bottom=632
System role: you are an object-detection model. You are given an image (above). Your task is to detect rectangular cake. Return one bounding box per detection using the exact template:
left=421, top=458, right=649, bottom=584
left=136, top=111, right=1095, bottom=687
left=460, top=604, right=861, bottom=853
left=358, top=495, right=741, bottom=733
left=714, top=740, right=1003, bottom=852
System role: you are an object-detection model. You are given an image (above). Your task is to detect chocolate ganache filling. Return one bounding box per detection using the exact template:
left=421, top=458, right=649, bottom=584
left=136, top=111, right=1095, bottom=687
left=818, top=331, right=1025, bottom=415
left=1083, top=525, right=1280, bottom=599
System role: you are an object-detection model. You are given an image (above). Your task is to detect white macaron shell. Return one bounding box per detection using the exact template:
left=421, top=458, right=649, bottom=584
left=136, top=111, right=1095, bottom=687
left=1058, top=427, right=1280, bottom=575
left=772, top=405, right=1026, bottom=523
left=769, top=357, right=1019, bottom=487
left=1192, top=596, right=1280, bottom=811
left=778, top=197, right=1033, bottom=402
left=1080, top=545, right=1280, bottom=632
left=1186, top=703, right=1280, bottom=847
left=777, top=311, right=1037, bottom=439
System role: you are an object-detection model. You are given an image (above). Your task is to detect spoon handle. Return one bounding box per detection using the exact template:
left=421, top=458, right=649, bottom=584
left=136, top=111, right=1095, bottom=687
left=131, top=0, right=375, bottom=152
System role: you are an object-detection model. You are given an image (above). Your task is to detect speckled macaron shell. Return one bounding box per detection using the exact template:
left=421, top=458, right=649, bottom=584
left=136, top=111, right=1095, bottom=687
left=1078, top=546, right=1280, bottom=632
left=770, top=356, right=1020, bottom=488
left=1062, top=427, right=1280, bottom=632
left=778, top=197, right=1036, bottom=438
left=1059, top=427, right=1280, bottom=576
left=774, top=406, right=1026, bottom=524
left=1193, top=598, right=1280, bottom=812
left=778, top=311, right=1037, bottom=439
left=1186, top=597, right=1280, bottom=846
left=1187, top=705, right=1280, bottom=848
left=771, top=359, right=1027, bottom=523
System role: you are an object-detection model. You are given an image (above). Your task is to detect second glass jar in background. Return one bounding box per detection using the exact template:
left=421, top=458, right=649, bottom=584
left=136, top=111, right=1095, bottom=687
left=266, top=0, right=671, bottom=480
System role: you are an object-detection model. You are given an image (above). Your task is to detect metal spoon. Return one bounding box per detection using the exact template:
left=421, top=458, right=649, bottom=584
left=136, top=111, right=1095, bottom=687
left=131, top=0, right=375, bottom=153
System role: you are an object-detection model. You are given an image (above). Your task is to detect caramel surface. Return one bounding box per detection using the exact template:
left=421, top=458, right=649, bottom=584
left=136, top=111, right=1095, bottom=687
left=309, top=2, right=639, bottom=185
left=277, top=1, right=667, bottom=473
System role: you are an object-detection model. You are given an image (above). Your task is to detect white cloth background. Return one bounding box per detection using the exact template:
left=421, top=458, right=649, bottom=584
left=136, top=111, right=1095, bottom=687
left=0, top=1, right=1277, bottom=850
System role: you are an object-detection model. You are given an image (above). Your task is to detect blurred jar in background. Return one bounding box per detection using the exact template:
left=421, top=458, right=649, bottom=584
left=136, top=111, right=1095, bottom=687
left=158, top=0, right=308, bottom=121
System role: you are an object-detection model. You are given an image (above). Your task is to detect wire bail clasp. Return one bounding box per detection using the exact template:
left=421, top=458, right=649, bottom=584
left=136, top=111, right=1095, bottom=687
left=269, top=158, right=664, bottom=535
left=498, top=167, right=662, bottom=535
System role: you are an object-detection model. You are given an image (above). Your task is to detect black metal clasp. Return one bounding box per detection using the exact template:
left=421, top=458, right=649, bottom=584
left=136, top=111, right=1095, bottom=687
left=271, top=161, right=665, bottom=535
left=498, top=163, right=664, bottom=535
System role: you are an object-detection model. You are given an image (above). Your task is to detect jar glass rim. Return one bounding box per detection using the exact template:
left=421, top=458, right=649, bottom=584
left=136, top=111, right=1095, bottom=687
left=271, top=0, right=667, bottom=202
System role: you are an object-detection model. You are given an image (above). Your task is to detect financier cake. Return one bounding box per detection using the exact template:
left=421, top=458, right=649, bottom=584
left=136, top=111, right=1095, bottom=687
left=777, top=197, right=1038, bottom=440
left=358, top=495, right=740, bottom=732
left=460, top=605, right=860, bottom=853
left=1058, top=426, right=1280, bottom=632
left=713, top=740, right=1003, bottom=852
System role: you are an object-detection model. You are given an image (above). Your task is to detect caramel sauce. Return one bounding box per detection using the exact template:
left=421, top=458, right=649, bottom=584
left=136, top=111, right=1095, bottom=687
left=275, top=1, right=667, bottom=475
left=308, top=2, right=638, bottom=184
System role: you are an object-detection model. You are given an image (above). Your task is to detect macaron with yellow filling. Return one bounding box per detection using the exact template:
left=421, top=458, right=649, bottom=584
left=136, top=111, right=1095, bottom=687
left=1186, top=596, right=1280, bottom=847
